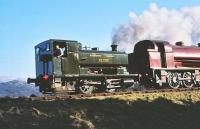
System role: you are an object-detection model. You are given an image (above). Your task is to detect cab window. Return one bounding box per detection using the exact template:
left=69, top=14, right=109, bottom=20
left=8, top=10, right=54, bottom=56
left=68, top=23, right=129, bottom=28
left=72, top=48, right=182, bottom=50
left=53, top=42, right=67, bottom=57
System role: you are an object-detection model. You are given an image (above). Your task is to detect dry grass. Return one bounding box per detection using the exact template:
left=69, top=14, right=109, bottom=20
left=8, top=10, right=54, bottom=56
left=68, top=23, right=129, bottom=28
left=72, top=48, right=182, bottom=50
left=0, top=90, right=200, bottom=129
left=91, top=91, right=200, bottom=104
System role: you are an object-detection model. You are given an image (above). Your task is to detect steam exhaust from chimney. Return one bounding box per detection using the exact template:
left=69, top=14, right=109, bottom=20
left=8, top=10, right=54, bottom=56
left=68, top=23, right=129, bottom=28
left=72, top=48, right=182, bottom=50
left=112, top=3, right=200, bottom=52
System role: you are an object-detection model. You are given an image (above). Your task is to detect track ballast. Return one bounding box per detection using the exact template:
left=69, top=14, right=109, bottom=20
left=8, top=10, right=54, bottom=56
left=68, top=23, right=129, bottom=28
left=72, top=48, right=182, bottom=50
left=3, top=87, right=198, bottom=101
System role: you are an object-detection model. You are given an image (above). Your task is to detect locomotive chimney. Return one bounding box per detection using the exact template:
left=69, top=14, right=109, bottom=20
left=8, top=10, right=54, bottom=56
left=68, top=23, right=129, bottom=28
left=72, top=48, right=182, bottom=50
left=175, top=41, right=184, bottom=46
left=111, top=44, right=118, bottom=51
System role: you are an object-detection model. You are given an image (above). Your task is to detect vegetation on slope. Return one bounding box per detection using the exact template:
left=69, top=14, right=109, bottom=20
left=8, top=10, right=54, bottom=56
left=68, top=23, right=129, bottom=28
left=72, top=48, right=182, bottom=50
left=0, top=91, right=200, bottom=129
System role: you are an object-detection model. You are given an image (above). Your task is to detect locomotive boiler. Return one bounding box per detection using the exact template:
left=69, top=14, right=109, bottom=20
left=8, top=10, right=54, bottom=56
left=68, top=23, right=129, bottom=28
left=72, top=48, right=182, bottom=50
left=173, top=42, right=200, bottom=68
left=28, top=39, right=135, bottom=94
left=128, top=40, right=200, bottom=89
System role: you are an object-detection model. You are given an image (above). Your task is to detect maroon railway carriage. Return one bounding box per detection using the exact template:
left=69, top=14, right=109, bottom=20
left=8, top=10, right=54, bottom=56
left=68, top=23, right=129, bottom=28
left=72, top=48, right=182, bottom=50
left=128, top=40, right=200, bottom=89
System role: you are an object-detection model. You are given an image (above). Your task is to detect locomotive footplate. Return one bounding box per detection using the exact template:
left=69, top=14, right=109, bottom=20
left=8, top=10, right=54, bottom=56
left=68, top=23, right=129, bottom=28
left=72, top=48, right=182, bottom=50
left=62, top=74, right=138, bottom=78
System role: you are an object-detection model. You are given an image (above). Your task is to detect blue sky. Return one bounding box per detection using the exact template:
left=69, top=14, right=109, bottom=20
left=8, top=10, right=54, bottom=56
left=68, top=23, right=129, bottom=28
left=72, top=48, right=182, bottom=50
left=0, top=0, right=200, bottom=78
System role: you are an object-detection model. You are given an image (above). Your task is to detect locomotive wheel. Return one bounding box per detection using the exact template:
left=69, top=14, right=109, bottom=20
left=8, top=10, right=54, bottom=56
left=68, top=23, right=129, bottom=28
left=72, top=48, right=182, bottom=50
left=167, top=72, right=180, bottom=89
left=182, top=72, right=194, bottom=88
left=77, top=80, right=94, bottom=94
left=79, top=85, right=94, bottom=94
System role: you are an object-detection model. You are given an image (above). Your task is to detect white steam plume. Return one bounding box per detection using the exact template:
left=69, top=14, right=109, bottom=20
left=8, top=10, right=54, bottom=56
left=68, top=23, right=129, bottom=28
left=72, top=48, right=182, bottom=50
left=112, top=3, right=200, bottom=52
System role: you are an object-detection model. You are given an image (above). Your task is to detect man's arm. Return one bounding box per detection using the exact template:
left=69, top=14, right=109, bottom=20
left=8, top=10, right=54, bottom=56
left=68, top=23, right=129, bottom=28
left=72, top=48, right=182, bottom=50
left=58, top=48, right=64, bottom=57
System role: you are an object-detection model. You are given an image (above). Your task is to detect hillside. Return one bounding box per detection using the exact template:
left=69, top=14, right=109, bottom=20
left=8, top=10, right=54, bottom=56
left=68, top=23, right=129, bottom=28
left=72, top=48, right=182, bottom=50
left=0, top=77, right=41, bottom=97
left=0, top=91, right=200, bottom=129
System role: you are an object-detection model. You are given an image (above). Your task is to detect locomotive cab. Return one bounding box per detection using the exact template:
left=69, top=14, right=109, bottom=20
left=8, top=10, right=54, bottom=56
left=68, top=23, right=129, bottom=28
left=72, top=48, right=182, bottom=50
left=34, top=39, right=81, bottom=77
left=27, top=39, right=82, bottom=92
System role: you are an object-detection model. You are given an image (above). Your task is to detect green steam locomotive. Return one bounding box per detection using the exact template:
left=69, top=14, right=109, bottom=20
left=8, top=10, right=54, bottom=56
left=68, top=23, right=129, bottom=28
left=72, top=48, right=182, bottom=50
left=27, top=39, right=136, bottom=94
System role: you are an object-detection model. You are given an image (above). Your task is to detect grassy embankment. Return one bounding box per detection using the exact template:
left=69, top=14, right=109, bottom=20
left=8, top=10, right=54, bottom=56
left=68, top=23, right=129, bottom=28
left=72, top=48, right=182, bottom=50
left=0, top=91, right=200, bottom=129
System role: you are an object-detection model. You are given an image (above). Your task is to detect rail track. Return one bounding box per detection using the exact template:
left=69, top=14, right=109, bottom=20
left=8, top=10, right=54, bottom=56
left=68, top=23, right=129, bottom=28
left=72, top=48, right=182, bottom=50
left=0, top=87, right=197, bottom=101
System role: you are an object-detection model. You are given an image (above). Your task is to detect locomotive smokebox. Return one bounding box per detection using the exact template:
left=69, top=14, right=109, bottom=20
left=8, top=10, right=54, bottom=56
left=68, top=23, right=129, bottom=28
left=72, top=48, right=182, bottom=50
left=111, top=44, right=118, bottom=51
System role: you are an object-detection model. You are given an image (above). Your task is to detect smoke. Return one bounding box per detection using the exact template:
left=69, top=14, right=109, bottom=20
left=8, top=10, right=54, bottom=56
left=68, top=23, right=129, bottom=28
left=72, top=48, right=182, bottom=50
left=112, top=3, right=200, bottom=52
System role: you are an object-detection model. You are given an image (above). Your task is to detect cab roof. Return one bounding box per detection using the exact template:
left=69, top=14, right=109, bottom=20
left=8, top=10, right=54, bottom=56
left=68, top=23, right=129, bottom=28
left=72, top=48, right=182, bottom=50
left=35, top=39, right=78, bottom=48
